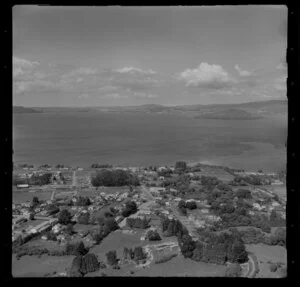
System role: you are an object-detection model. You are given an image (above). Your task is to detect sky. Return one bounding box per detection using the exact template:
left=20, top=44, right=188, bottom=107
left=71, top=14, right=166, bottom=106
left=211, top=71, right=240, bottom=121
left=13, top=5, right=287, bottom=107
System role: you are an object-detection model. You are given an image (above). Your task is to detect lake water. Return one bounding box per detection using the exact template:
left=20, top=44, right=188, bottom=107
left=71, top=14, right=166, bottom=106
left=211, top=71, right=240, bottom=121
left=13, top=111, right=287, bottom=172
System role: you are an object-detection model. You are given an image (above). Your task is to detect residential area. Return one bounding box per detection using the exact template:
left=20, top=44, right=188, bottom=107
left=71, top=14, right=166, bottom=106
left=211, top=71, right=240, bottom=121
left=12, top=162, right=287, bottom=277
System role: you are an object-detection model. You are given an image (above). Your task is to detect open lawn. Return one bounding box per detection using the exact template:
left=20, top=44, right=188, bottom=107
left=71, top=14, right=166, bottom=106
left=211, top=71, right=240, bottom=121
left=246, top=244, right=287, bottom=278
left=12, top=254, right=74, bottom=277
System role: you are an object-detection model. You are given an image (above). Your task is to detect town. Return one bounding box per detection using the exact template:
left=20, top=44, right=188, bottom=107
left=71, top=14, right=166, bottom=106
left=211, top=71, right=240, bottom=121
left=12, top=162, right=287, bottom=277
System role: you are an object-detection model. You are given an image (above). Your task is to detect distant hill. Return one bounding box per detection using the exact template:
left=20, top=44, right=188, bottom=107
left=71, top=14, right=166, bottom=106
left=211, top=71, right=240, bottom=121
left=16, top=100, right=287, bottom=119
left=13, top=106, right=41, bottom=114
left=194, top=108, right=263, bottom=120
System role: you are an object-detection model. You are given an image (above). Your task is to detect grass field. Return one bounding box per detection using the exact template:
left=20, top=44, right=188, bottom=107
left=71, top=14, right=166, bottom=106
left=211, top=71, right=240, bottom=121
left=246, top=244, right=287, bottom=278
left=12, top=254, right=73, bottom=277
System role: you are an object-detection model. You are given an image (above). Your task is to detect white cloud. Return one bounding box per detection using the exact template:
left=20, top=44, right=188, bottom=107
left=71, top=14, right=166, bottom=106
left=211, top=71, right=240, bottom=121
left=274, top=76, right=286, bottom=91
left=102, top=93, right=129, bottom=99
left=235, top=65, right=251, bottom=77
left=78, top=93, right=89, bottom=100
left=179, top=62, right=234, bottom=88
left=132, top=92, right=158, bottom=98
left=276, top=62, right=287, bottom=70
left=115, top=66, right=156, bottom=75
left=13, top=56, right=40, bottom=78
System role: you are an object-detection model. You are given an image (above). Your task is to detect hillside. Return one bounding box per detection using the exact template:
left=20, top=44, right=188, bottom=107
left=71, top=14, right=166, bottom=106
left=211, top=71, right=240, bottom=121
left=13, top=106, right=41, bottom=114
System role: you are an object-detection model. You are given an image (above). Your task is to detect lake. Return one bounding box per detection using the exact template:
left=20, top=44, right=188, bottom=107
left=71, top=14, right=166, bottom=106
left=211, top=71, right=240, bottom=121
left=13, top=111, right=287, bottom=172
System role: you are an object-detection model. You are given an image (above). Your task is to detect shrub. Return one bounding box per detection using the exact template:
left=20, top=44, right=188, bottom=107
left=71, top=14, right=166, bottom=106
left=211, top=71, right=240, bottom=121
left=185, top=201, right=197, bottom=210
left=155, top=253, right=177, bottom=264
left=236, top=189, right=252, bottom=199
left=76, top=196, right=91, bottom=207
left=65, top=223, right=75, bottom=235
left=269, top=263, right=278, bottom=272
left=225, top=264, right=242, bottom=277
left=106, top=250, right=118, bottom=266
left=69, top=256, right=84, bottom=277
left=29, top=173, right=52, bottom=186
left=80, top=253, right=100, bottom=274
left=58, top=209, right=72, bottom=225
left=77, top=212, right=90, bottom=225
left=122, top=200, right=138, bottom=217
left=178, top=234, right=196, bottom=258
left=145, top=229, right=161, bottom=241
left=127, top=217, right=150, bottom=229
left=133, top=246, right=147, bottom=262
left=65, top=241, right=88, bottom=256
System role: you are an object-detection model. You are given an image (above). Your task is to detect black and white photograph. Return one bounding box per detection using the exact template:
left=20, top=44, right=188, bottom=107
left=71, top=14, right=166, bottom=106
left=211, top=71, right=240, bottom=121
left=12, top=5, right=288, bottom=278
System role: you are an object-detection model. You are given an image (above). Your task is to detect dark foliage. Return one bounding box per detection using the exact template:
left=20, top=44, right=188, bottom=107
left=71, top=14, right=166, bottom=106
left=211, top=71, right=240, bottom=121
left=76, top=196, right=91, bottom=206
left=29, top=173, right=52, bottom=186
left=106, top=250, right=118, bottom=266
left=65, top=241, right=88, bottom=256
left=121, top=200, right=138, bottom=217
left=91, top=163, right=113, bottom=168
left=127, top=217, right=151, bottom=229
left=77, top=212, right=90, bottom=225
left=58, top=209, right=72, bottom=225
left=175, top=161, right=187, bottom=171
left=91, top=169, right=140, bottom=187
left=145, top=229, right=161, bottom=241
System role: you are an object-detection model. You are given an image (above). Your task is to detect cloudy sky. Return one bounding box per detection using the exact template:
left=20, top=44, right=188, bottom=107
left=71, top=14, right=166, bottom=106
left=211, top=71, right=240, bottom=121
left=13, top=5, right=287, bottom=107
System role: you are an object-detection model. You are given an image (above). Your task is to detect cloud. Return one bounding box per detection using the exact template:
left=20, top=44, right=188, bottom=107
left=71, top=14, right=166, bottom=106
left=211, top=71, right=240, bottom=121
left=276, top=61, right=287, bottom=70
left=78, top=93, right=89, bottom=100
left=235, top=65, right=251, bottom=77
left=13, top=56, right=40, bottom=78
left=98, top=85, right=120, bottom=93
left=115, top=66, right=156, bottom=75
left=102, top=93, right=129, bottom=99
left=179, top=62, right=235, bottom=88
left=274, top=76, right=286, bottom=91
left=132, top=92, right=158, bottom=98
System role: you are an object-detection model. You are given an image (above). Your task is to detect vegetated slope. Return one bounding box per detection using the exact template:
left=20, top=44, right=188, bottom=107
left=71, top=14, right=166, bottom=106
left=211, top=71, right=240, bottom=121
left=13, top=106, right=41, bottom=114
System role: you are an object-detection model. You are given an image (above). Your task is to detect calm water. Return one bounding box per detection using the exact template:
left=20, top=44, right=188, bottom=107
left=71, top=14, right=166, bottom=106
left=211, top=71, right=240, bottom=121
left=13, top=112, right=287, bottom=172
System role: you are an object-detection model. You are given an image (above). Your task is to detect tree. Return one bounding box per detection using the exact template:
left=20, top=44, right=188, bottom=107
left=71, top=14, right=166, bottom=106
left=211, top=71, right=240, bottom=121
left=185, top=201, right=197, bottom=210
left=122, top=200, right=138, bottom=217
left=69, top=256, right=83, bottom=277
left=178, top=200, right=186, bottom=209
left=145, top=229, right=161, bottom=241
left=80, top=253, right=100, bottom=274
left=106, top=250, right=118, bottom=266
left=228, top=239, right=248, bottom=263
left=178, top=234, right=196, bottom=258
left=65, top=241, right=88, bottom=256
left=104, top=218, right=119, bottom=232
left=58, top=209, right=72, bottom=225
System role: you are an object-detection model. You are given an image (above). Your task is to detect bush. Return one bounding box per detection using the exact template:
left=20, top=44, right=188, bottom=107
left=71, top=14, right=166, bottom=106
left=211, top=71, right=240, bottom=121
left=106, top=250, right=118, bottom=266
left=29, top=173, right=52, bottom=186
left=65, top=241, right=88, bottom=256
left=91, top=163, right=113, bottom=169
left=236, top=189, right=252, bottom=199
left=127, top=217, right=151, bottom=229
left=80, top=253, right=100, bottom=274
left=145, top=229, right=161, bottom=241
left=155, top=253, right=177, bottom=264
left=76, top=196, right=91, bottom=207
left=178, top=234, right=196, bottom=258
left=65, top=223, right=75, bottom=235
left=91, top=169, right=140, bottom=187
left=58, top=209, right=72, bottom=225
left=269, top=263, right=279, bottom=272
left=225, top=264, right=242, bottom=277
left=77, top=212, right=90, bottom=225
left=121, top=200, right=138, bottom=217
left=185, top=201, right=197, bottom=210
